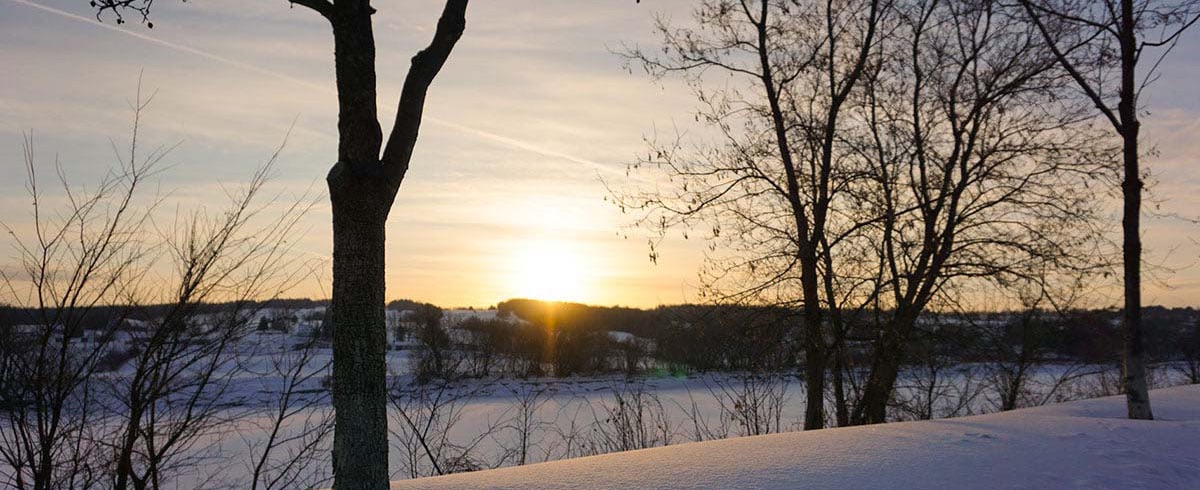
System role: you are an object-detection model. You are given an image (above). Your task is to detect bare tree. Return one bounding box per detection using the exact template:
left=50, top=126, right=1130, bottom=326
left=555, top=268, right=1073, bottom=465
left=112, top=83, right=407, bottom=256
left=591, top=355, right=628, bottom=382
left=1015, top=0, right=1200, bottom=421
left=388, top=379, right=503, bottom=479
left=0, top=125, right=158, bottom=490
left=411, top=305, right=454, bottom=383
left=616, top=0, right=885, bottom=431
left=104, top=143, right=312, bottom=490
left=88, top=1, right=471, bottom=485
left=617, top=0, right=1112, bottom=429
left=0, top=95, right=314, bottom=489
left=845, top=0, right=1114, bottom=424
left=243, top=332, right=334, bottom=490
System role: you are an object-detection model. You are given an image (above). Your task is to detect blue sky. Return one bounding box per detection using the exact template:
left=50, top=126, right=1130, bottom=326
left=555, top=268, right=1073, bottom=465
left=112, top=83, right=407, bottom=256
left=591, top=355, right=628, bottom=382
left=1, top=0, right=1197, bottom=308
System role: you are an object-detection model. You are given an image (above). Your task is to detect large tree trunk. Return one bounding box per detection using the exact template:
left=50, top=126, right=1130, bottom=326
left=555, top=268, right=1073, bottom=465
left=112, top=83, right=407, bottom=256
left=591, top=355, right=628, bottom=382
left=327, top=4, right=391, bottom=489
left=329, top=168, right=392, bottom=490
left=323, top=2, right=467, bottom=486
left=1118, top=0, right=1153, bottom=421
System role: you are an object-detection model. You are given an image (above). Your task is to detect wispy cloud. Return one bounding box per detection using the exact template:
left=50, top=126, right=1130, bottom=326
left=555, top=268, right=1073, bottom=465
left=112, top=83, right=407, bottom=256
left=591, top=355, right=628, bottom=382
left=4, top=0, right=632, bottom=179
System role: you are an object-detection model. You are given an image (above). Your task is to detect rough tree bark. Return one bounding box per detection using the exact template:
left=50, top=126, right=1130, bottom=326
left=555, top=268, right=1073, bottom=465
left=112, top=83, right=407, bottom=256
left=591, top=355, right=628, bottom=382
left=321, top=2, right=469, bottom=488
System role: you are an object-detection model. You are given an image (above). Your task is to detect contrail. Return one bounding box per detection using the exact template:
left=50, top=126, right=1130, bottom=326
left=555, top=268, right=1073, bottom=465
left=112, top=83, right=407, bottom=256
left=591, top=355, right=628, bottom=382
left=5, top=0, right=637, bottom=180
left=7, top=0, right=330, bottom=93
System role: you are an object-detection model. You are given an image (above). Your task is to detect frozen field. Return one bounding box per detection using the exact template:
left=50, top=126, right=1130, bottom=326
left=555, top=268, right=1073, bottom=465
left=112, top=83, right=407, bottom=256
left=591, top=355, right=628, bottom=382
left=168, top=334, right=1196, bottom=488
left=5, top=331, right=1196, bottom=489
left=391, top=384, right=1200, bottom=489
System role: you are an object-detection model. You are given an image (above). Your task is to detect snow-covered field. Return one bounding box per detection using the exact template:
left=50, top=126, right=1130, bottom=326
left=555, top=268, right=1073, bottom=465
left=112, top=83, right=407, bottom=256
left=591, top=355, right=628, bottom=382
left=191, top=337, right=1194, bottom=488
left=7, top=329, right=1195, bottom=489
left=391, top=384, right=1200, bottom=490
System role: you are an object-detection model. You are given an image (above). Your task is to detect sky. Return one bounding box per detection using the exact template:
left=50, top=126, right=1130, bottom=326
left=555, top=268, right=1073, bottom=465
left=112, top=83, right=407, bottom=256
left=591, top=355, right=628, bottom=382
left=0, top=0, right=1197, bottom=309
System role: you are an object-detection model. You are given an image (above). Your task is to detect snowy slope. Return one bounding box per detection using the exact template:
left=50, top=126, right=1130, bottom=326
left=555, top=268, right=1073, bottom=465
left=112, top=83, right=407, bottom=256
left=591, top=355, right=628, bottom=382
left=391, top=384, right=1200, bottom=490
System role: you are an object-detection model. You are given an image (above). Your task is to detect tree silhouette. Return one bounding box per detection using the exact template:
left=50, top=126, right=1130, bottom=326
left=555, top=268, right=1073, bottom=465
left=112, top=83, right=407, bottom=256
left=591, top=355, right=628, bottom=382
left=1017, top=0, right=1200, bottom=420
left=88, top=0, right=470, bottom=487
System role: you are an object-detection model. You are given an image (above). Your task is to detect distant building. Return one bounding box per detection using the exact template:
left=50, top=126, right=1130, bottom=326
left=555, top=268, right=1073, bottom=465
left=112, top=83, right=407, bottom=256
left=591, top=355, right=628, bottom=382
left=442, top=309, right=501, bottom=327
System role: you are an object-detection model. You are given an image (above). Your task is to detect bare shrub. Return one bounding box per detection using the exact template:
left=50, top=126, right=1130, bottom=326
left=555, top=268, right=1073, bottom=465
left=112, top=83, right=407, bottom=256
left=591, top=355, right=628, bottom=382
left=675, top=384, right=731, bottom=443
left=706, top=373, right=790, bottom=435
left=388, top=379, right=504, bottom=479
left=497, top=383, right=552, bottom=467
left=0, top=91, right=314, bottom=490
left=242, top=333, right=334, bottom=490
left=584, top=382, right=673, bottom=453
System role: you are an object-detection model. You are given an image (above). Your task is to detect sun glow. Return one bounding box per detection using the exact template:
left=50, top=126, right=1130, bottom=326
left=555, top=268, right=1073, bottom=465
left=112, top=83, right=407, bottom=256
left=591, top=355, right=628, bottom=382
left=507, top=239, right=592, bottom=303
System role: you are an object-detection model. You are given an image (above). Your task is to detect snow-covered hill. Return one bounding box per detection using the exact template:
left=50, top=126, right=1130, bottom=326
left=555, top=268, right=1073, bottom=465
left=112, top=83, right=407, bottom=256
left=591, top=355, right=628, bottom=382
left=391, top=384, right=1200, bottom=490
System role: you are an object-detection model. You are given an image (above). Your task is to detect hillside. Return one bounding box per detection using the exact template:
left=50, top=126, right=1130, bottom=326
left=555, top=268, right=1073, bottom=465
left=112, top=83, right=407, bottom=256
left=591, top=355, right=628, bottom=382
left=391, top=384, right=1200, bottom=490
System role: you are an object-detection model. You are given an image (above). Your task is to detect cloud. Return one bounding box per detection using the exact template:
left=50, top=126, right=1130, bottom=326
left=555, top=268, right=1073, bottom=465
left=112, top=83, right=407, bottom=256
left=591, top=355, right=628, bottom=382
left=3, top=0, right=1197, bottom=307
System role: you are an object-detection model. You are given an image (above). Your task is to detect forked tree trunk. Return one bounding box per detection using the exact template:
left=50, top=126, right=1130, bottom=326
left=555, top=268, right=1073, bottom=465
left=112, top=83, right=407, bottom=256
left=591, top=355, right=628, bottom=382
left=326, top=6, right=391, bottom=488
left=81, top=0, right=467, bottom=487
left=323, top=2, right=468, bottom=486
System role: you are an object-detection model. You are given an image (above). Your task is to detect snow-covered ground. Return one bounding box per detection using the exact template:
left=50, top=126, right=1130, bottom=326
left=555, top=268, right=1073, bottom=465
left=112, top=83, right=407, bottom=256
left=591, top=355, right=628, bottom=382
left=96, top=339, right=1200, bottom=487
left=7, top=327, right=1194, bottom=488
left=391, top=384, right=1200, bottom=490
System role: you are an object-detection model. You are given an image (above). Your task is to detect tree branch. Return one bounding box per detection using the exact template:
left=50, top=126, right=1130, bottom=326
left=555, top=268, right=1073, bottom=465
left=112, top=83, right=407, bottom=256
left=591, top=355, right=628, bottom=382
left=287, top=0, right=334, bottom=20
left=380, top=0, right=469, bottom=187
left=1018, top=0, right=1124, bottom=133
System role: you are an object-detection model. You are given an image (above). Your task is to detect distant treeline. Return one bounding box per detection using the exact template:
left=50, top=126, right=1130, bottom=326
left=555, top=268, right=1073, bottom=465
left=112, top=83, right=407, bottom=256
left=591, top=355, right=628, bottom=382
left=0, top=298, right=326, bottom=335
left=5, top=298, right=1196, bottom=379
left=496, top=299, right=800, bottom=372
left=0, top=298, right=446, bottom=330
left=491, top=299, right=1200, bottom=376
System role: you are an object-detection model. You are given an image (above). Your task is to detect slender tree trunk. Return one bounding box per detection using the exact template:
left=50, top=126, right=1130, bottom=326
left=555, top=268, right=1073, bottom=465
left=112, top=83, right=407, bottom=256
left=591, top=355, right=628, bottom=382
left=1118, top=0, right=1152, bottom=420
left=853, top=309, right=919, bottom=425
left=801, top=286, right=826, bottom=430
left=853, top=331, right=901, bottom=424
left=35, top=438, right=53, bottom=490
left=1120, top=116, right=1153, bottom=421
left=832, top=341, right=849, bottom=427
left=113, top=401, right=143, bottom=490
left=750, top=0, right=826, bottom=429
left=823, top=254, right=850, bottom=427
left=796, top=236, right=826, bottom=429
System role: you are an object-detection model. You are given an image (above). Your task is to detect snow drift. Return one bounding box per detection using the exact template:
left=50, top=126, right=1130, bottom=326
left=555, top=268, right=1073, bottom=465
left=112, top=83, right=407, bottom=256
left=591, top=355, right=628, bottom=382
left=391, top=384, right=1200, bottom=489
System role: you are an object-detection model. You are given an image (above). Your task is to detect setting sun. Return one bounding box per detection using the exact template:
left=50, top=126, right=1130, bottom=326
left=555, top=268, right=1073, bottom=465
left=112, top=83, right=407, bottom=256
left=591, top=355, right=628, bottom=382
left=507, top=239, right=592, bottom=303
left=3, top=0, right=1200, bottom=488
